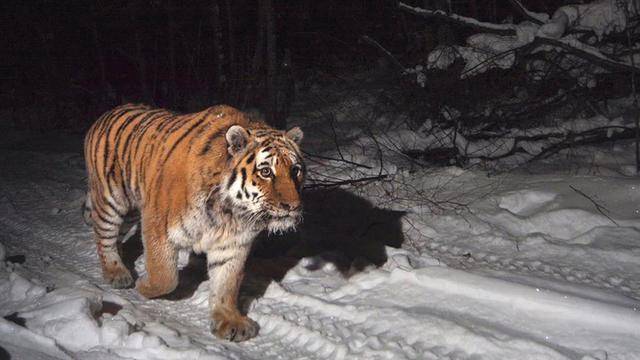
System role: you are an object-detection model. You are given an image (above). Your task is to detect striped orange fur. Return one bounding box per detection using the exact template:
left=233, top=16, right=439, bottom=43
left=84, top=104, right=304, bottom=341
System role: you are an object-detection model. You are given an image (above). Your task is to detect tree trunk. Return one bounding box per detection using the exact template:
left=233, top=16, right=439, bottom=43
left=130, top=4, right=151, bottom=104
left=167, top=0, right=177, bottom=107
left=211, top=1, right=224, bottom=102
left=224, top=0, right=238, bottom=103
left=91, top=4, right=110, bottom=109
left=263, top=0, right=283, bottom=128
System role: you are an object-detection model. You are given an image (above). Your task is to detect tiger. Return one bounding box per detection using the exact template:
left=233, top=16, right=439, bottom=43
left=83, top=103, right=305, bottom=342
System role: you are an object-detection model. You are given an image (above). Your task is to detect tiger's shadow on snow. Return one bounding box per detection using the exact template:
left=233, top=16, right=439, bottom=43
left=121, top=188, right=406, bottom=303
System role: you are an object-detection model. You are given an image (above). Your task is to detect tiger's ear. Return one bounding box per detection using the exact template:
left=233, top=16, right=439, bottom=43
left=226, top=125, right=250, bottom=155
left=285, top=127, right=303, bottom=145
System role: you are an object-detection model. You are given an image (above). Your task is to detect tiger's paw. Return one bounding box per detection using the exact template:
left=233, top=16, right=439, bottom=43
left=135, top=275, right=177, bottom=298
left=103, top=265, right=133, bottom=289
left=211, top=310, right=259, bottom=342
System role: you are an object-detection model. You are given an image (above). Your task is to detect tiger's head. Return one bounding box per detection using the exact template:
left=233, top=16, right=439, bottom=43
left=222, top=124, right=305, bottom=233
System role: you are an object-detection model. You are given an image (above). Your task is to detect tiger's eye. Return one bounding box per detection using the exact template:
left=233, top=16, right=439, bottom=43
left=260, top=167, right=272, bottom=178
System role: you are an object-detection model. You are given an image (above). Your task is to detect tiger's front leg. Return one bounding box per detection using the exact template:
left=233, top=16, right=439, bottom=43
left=207, top=242, right=258, bottom=342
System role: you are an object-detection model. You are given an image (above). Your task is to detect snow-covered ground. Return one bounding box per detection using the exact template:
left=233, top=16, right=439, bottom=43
left=1, top=100, right=640, bottom=360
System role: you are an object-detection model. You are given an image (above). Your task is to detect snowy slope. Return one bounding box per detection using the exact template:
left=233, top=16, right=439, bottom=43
left=1, top=123, right=640, bottom=359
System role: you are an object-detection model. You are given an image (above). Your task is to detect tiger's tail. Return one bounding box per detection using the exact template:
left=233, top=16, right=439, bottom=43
left=83, top=192, right=93, bottom=226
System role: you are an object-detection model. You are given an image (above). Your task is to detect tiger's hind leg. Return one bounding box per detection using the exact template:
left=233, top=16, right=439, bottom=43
left=89, top=190, right=134, bottom=288
left=135, top=209, right=179, bottom=298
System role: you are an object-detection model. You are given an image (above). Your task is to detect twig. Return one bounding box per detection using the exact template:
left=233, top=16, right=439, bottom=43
left=569, top=185, right=619, bottom=226
left=527, top=125, right=634, bottom=162
left=626, top=9, right=640, bottom=174
left=304, top=175, right=388, bottom=190
left=505, top=0, right=545, bottom=25
left=360, top=35, right=406, bottom=71
left=535, top=37, right=640, bottom=73
left=302, top=150, right=373, bottom=169
left=398, top=2, right=516, bottom=36
left=399, top=2, right=640, bottom=74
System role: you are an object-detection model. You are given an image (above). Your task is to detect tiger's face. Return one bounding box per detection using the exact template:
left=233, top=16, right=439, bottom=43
left=224, top=125, right=305, bottom=233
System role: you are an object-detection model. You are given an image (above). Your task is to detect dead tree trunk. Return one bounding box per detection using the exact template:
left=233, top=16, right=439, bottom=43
left=262, top=0, right=283, bottom=128
left=91, top=4, right=110, bottom=109
left=167, top=0, right=177, bottom=106
left=211, top=1, right=224, bottom=102
left=224, top=0, right=238, bottom=104
left=130, top=4, right=151, bottom=104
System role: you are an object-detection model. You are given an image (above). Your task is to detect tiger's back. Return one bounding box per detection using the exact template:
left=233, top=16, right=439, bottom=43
left=85, top=103, right=249, bottom=208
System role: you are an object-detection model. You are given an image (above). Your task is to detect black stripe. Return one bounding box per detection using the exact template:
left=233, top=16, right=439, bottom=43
left=180, top=221, right=192, bottom=238
left=188, top=122, right=211, bottom=152
left=97, top=235, right=118, bottom=240
left=105, top=175, right=125, bottom=207
left=91, top=107, right=132, bottom=176
left=96, top=229, right=119, bottom=238
left=131, top=112, right=164, bottom=160
left=102, top=109, right=135, bottom=177
left=245, top=153, right=255, bottom=164
left=240, top=168, right=247, bottom=189
left=94, top=223, right=116, bottom=233
left=113, top=109, right=148, bottom=156
left=199, top=128, right=226, bottom=156
left=227, top=169, right=237, bottom=189
left=94, top=209, right=119, bottom=226
left=104, top=197, right=126, bottom=218
left=207, top=256, right=235, bottom=270
left=160, top=111, right=212, bottom=167
left=121, top=110, right=166, bottom=178
left=158, top=116, right=187, bottom=142
left=156, top=113, right=181, bottom=134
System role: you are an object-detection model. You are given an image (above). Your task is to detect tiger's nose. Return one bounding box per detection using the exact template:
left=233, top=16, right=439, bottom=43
left=280, top=202, right=300, bottom=211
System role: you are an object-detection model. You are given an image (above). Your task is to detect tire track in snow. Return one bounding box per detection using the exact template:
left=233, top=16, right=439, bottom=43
left=416, top=234, right=640, bottom=301
left=248, top=282, right=572, bottom=360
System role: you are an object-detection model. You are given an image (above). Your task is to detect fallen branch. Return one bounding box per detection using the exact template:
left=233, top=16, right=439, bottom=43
left=398, top=2, right=516, bottom=36
left=506, top=0, right=546, bottom=25
left=360, top=35, right=405, bottom=71
left=535, top=37, right=640, bottom=73
left=527, top=125, right=635, bottom=162
left=399, top=1, right=640, bottom=74
left=305, top=174, right=388, bottom=190
left=302, top=150, right=373, bottom=169
left=569, top=185, right=619, bottom=226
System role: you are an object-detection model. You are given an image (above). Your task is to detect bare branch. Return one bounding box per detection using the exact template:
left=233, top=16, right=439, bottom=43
left=505, top=0, right=546, bottom=25
left=360, top=35, right=405, bottom=71
left=305, top=175, right=389, bottom=190
left=302, top=150, right=373, bottom=169
left=569, top=185, right=619, bottom=226
left=535, top=37, right=640, bottom=73
left=398, top=2, right=516, bottom=36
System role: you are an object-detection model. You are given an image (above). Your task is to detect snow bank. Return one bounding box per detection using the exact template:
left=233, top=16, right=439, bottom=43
left=0, top=268, right=223, bottom=359
left=538, top=0, right=631, bottom=39
left=422, top=0, right=637, bottom=78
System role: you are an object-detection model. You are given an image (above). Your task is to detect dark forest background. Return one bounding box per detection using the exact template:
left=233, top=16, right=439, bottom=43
left=0, top=0, right=566, bottom=132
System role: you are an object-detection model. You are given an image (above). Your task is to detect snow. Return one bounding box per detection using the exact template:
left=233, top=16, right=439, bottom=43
left=419, top=0, right=638, bottom=79
left=398, top=3, right=518, bottom=33
left=414, top=113, right=631, bottom=163
left=2, top=104, right=640, bottom=359
left=538, top=0, right=630, bottom=40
